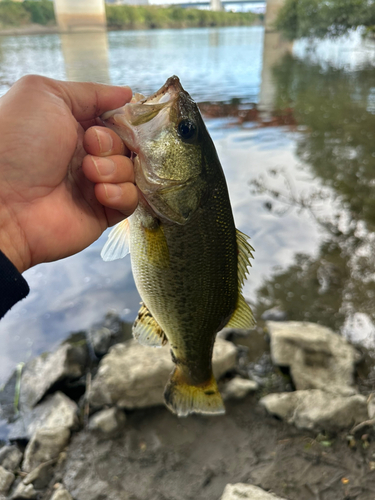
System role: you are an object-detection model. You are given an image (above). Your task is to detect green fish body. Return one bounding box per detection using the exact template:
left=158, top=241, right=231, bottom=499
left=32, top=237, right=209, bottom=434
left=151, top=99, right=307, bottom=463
left=101, top=76, right=254, bottom=416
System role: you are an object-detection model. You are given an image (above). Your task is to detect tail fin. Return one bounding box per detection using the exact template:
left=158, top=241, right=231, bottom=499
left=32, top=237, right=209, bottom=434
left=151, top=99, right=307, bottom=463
left=164, top=367, right=225, bottom=417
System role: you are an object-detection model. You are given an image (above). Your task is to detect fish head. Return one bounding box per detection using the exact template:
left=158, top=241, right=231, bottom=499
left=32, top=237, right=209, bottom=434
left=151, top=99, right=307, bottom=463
left=101, top=76, right=211, bottom=225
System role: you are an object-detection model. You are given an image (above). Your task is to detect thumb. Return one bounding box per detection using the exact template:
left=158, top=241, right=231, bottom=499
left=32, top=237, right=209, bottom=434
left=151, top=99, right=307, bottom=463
left=54, top=79, right=133, bottom=122
left=9, top=75, right=132, bottom=123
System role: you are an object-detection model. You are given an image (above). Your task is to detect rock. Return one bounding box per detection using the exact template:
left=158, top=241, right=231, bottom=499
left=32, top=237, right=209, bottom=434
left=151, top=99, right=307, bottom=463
left=22, top=428, right=70, bottom=473
left=0, top=370, right=19, bottom=421
left=9, top=392, right=78, bottom=442
left=267, top=321, right=360, bottom=396
left=260, top=390, right=368, bottom=431
left=11, top=482, right=37, bottom=499
left=88, top=407, right=126, bottom=437
left=87, top=312, right=132, bottom=357
left=368, top=393, right=375, bottom=419
left=49, top=486, right=73, bottom=500
left=23, top=460, right=56, bottom=490
left=19, top=342, right=88, bottom=410
left=89, top=338, right=237, bottom=410
left=0, top=465, right=15, bottom=495
left=222, top=377, right=258, bottom=400
left=261, top=307, right=287, bottom=322
left=221, top=483, right=287, bottom=499
left=0, top=446, right=23, bottom=472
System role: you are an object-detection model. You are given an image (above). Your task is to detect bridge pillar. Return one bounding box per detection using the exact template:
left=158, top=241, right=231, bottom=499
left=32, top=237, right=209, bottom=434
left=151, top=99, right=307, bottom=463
left=264, top=0, right=286, bottom=32
left=210, top=0, right=223, bottom=11
left=53, top=0, right=106, bottom=32
left=258, top=32, right=293, bottom=119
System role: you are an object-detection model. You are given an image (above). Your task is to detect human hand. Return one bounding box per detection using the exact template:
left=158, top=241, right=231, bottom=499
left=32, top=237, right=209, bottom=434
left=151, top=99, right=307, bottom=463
left=0, top=75, right=138, bottom=273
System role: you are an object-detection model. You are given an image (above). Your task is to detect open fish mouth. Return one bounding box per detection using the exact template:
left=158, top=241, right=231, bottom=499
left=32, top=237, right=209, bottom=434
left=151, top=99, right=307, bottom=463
left=100, top=76, right=184, bottom=151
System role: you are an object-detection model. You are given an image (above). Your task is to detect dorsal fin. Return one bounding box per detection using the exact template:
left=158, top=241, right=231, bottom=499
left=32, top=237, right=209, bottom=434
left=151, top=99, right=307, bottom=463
left=101, top=219, right=131, bottom=261
left=236, top=229, right=254, bottom=286
left=225, top=294, right=255, bottom=329
left=224, top=229, right=255, bottom=330
left=133, top=302, right=168, bottom=348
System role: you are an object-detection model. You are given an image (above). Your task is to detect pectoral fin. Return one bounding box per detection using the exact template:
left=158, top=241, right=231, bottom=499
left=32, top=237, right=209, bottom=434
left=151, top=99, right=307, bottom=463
left=142, top=222, right=170, bottom=268
left=101, top=219, right=131, bottom=261
left=133, top=302, right=168, bottom=347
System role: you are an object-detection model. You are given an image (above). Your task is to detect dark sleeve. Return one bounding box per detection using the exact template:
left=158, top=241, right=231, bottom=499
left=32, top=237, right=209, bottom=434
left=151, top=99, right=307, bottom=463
left=0, top=250, right=29, bottom=319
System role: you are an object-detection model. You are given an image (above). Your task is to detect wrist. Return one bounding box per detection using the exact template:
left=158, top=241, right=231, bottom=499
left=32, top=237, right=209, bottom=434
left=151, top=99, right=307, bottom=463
left=0, top=205, right=29, bottom=273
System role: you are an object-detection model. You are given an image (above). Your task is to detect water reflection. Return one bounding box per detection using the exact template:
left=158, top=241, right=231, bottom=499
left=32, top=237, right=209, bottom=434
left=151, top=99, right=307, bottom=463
left=253, top=53, right=375, bottom=346
left=60, top=32, right=110, bottom=83
left=258, top=31, right=293, bottom=118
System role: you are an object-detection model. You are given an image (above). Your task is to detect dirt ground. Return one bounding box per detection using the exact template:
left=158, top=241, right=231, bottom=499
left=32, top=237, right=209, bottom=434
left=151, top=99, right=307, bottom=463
left=60, top=394, right=375, bottom=500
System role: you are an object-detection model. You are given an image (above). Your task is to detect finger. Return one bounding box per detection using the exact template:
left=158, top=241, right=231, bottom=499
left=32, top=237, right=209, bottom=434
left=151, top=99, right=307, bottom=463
left=83, top=126, right=130, bottom=157
left=53, top=79, right=132, bottom=121
left=95, top=182, right=138, bottom=217
left=82, top=155, right=134, bottom=184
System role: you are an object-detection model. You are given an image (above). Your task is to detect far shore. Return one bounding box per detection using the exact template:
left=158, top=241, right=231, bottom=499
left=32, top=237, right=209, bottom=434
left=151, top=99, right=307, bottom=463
left=0, top=21, right=262, bottom=37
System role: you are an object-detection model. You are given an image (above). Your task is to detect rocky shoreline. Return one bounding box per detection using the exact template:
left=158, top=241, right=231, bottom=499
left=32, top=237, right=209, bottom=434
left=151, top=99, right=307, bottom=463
left=0, top=315, right=374, bottom=499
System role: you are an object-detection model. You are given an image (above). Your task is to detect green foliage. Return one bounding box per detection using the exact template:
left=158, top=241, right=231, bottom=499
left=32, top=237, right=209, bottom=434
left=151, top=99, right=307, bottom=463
left=275, top=0, right=375, bottom=39
left=106, top=4, right=257, bottom=30
left=23, top=0, right=56, bottom=25
left=0, top=0, right=55, bottom=28
left=0, top=0, right=31, bottom=27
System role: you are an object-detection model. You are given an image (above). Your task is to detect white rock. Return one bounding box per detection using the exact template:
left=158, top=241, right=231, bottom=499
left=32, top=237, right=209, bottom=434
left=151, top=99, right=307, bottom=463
left=49, top=487, right=73, bottom=500
left=221, top=483, right=287, bottom=499
left=0, top=466, right=15, bottom=495
left=19, top=343, right=87, bottom=409
left=11, top=482, right=37, bottom=499
left=88, top=407, right=126, bottom=436
left=222, top=377, right=258, bottom=400
left=0, top=446, right=23, bottom=472
left=89, top=338, right=237, bottom=409
left=260, top=390, right=368, bottom=431
left=9, top=392, right=78, bottom=441
left=267, top=321, right=360, bottom=396
left=22, top=427, right=70, bottom=473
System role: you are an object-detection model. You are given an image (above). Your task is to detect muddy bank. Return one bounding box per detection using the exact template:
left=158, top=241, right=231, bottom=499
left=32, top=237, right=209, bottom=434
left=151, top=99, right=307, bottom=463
left=61, top=397, right=375, bottom=500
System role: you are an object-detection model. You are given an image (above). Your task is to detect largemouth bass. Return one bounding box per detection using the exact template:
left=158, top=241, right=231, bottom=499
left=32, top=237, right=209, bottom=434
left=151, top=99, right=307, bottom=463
left=101, top=76, right=254, bottom=416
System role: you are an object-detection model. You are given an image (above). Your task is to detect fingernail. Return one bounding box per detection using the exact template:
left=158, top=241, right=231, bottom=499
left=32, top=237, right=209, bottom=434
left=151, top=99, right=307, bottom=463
left=93, top=157, right=115, bottom=176
left=95, top=128, right=113, bottom=153
left=104, top=183, right=122, bottom=200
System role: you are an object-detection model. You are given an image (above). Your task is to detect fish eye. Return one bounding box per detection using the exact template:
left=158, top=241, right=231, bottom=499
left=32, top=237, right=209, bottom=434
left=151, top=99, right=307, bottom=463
left=177, top=119, right=197, bottom=142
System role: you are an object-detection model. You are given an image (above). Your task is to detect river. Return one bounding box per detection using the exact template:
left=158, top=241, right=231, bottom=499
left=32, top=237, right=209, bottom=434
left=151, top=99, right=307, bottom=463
left=0, top=26, right=374, bottom=386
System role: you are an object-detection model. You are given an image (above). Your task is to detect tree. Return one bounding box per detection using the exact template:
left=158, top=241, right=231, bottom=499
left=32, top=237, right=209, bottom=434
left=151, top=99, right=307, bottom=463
left=275, top=0, right=375, bottom=39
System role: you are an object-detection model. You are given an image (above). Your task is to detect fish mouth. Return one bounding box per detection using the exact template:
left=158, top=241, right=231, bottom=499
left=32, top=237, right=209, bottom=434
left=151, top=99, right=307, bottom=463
left=100, top=75, right=184, bottom=153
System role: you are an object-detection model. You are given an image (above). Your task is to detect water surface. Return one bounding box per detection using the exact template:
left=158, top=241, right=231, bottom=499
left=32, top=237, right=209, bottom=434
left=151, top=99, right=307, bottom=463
left=0, top=27, right=374, bottom=385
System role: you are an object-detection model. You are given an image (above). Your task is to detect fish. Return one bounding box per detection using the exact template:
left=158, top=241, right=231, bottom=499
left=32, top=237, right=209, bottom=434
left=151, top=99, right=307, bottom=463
left=100, top=76, right=254, bottom=417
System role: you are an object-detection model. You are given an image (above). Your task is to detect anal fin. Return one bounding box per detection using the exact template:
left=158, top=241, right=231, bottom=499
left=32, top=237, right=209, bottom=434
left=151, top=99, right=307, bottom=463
left=133, top=302, right=168, bottom=348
